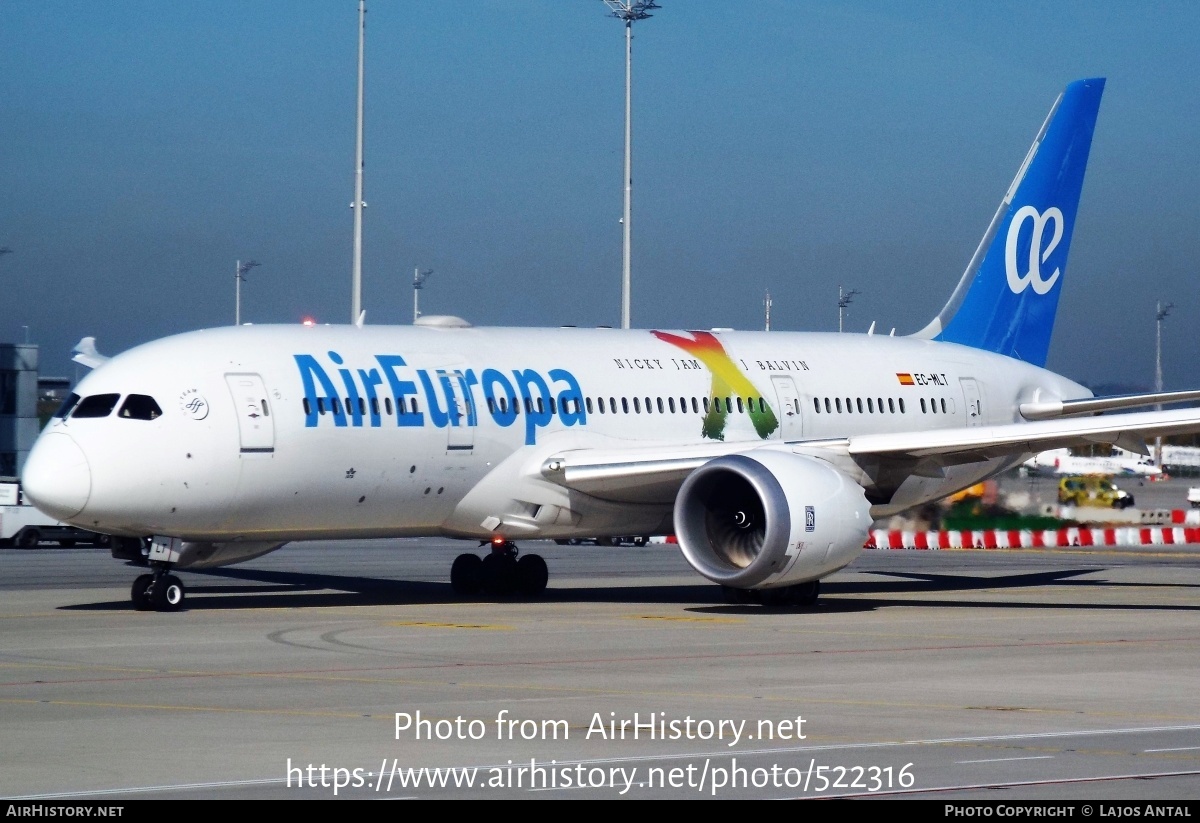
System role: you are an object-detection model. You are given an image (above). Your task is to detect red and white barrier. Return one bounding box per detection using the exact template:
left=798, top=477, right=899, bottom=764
left=866, top=525, right=1200, bottom=550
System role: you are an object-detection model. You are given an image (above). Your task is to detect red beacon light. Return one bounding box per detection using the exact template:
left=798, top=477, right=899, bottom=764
left=301, top=316, right=317, bottom=327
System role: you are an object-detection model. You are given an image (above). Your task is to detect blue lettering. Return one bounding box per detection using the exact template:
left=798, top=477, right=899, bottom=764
left=482, top=369, right=517, bottom=427
left=295, top=354, right=347, bottom=427
left=375, top=355, right=424, bottom=427
left=514, top=369, right=553, bottom=445
left=328, top=351, right=362, bottom=427
left=457, top=370, right=480, bottom=426
left=297, top=354, right=584, bottom=442
left=418, top=370, right=451, bottom=428
left=550, top=368, right=586, bottom=427
left=358, top=368, right=383, bottom=427
left=436, top=372, right=462, bottom=427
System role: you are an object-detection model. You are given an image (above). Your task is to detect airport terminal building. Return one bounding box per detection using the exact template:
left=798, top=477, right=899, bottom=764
left=0, top=344, right=68, bottom=478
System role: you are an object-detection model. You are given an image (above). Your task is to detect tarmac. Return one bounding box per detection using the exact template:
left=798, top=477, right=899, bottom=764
left=2, top=531, right=1200, bottom=800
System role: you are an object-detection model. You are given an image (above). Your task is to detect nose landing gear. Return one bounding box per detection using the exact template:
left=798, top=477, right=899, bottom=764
left=131, top=565, right=185, bottom=611
left=450, top=540, right=548, bottom=598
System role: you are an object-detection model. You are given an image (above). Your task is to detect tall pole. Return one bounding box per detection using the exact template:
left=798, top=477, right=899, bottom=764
left=1155, top=300, right=1174, bottom=465
left=350, top=0, right=366, bottom=323
left=235, top=260, right=260, bottom=325
left=603, top=2, right=658, bottom=330
left=764, top=291, right=772, bottom=332
left=621, top=17, right=632, bottom=329
left=413, top=267, right=433, bottom=323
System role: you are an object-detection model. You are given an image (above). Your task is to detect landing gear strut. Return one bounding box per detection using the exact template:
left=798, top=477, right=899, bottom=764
left=450, top=540, right=548, bottom=598
left=131, top=563, right=185, bottom=611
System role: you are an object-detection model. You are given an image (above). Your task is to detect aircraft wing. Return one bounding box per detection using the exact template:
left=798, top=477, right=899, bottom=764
left=540, top=406, right=1200, bottom=503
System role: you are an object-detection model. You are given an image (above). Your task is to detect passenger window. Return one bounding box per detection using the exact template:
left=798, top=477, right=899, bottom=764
left=888, top=398, right=895, bottom=413
left=622, top=397, right=629, bottom=414
left=586, top=397, right=594, bottom=414
left=856, top=398, right=863, bottom=414
left=867, top=398, right=874, bottom=413
left=55, top=393, right=81, bottom=419
left=657, top=397, right=664, bottom=414
left=691, top=397, right=698, bottom=413
left=920, top=398, right=927, bottom=413
left=633, top=397, right=641, bottom=413
left=702, top=397, right=710, bottom=412
left=385, top=397, right=393, bottom=415
left=318, top=398, right=327, bottom=414
left=72, top=393, right=121, bottom=419
left=303, top=398, right=311, bottom=416
left=814, top=398, right=820, bottom=413
left=118, top=394, right=162, bottom=420
left=668, top=397, right=676, bottom=413
left=835, top=398, right=842, bottom=413
left=333, top=398, right=343, bottom=415
left=899, top=398, right=906, bottom=413
left=940, top=398, right=947, bottom=413
left=825, top=398, right=832, bottom=413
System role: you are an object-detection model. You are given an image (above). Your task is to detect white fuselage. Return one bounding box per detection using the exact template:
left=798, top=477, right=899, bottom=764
left=24, top=324, right=1089, bottom=544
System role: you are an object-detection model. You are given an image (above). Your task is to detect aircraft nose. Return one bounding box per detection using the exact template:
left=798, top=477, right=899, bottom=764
left=21, top=432, right=92, bottom=520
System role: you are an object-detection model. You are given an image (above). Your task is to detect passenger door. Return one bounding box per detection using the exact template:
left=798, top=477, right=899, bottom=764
left=225, top=373, right=275, bottom=453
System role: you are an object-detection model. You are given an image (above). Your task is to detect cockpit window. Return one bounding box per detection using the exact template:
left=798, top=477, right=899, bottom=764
left=118, top=394, right=162, bottom=420
left=71, top=393, right=121, bottom=419
left=54, top=393, right=81, bottom=419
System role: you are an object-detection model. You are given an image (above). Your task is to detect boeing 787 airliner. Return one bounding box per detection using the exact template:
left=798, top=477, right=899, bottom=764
left=22, top=78, right=1200, bottom=611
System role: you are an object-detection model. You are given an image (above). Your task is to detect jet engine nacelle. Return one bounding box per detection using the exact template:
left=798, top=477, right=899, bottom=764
left=673, top=451, right=871, bottom=590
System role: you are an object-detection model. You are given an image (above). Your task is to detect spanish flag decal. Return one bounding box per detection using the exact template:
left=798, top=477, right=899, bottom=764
left=896, top=373, right=915, bottom=386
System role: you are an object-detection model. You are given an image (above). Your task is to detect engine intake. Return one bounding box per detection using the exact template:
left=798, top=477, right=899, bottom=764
left=674, top=451, right=870, bottom=589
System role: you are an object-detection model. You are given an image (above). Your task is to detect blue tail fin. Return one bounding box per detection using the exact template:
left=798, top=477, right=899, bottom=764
left=913, top=78, right=1104, bottom=366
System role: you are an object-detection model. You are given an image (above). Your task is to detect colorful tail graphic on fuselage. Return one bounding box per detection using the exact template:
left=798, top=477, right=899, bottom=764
left=917, top=78, right=1104, bottom=368
left=651, top=330, right=779, bottom=441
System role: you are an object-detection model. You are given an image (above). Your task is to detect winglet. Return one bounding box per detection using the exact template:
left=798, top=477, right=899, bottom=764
left=913, top=78, right=1105, bottom=367
left=71, top=337, right=109, bottom=370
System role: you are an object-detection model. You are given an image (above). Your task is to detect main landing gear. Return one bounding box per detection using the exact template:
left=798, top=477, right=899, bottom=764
left=450, top=540, right=548, bottom=598
left=131, top=563, right=186, bottom=612
left=723, top=580, right=820, bottom=609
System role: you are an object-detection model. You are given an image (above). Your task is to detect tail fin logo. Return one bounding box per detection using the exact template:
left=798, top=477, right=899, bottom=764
left=1005, top=205, right=1064, bottom=295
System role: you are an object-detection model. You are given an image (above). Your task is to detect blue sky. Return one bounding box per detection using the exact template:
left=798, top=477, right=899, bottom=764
left=3, top=2, right=1198, bottom=390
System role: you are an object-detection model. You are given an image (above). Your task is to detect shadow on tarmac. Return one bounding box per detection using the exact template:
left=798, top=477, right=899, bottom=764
left=56, top=565, right=1200, bottom=615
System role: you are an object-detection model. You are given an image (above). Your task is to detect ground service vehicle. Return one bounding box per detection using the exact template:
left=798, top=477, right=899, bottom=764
left=0, top=480, right=108, bottom=547
left=1057, top=475, right=1134, bottom=509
